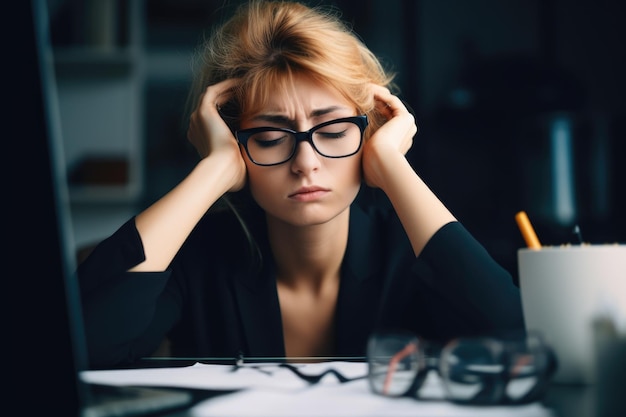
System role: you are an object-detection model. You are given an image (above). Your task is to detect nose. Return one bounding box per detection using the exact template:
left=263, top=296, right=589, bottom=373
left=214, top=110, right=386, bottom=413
left=290, top=140, right=321, bottom=175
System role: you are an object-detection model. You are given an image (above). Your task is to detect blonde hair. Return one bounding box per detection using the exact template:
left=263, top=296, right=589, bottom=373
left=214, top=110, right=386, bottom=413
left=188, top=0, right=396, bottom=136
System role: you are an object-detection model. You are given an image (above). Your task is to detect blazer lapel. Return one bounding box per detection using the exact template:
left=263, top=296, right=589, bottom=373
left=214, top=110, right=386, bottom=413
left=232, top=246, right=286, bottom=358
left=230, top=201, right=385, bottom=359
left=335, top=204, right=384, bottom=355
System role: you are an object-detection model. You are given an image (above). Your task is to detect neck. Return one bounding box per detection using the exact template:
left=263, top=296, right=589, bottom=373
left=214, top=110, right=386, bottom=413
left=267, top=208, right=350, bottom=291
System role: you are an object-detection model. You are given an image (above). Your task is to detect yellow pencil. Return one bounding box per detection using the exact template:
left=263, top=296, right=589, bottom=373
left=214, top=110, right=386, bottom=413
left=515, top=211, right=542, bottom=249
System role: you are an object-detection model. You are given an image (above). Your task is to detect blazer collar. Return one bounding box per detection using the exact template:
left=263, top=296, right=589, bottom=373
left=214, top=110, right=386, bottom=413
left=344, top=202, right=382, bottom=282
left=231, top=201, right=381, bottom=358
left=232, top=255, right=285, bottom=358
left=235, top=202, right=380, bottom=290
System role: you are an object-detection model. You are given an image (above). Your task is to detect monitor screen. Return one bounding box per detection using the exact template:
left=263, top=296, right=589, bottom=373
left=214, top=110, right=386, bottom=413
left=9, top=1, right=85, bottom=414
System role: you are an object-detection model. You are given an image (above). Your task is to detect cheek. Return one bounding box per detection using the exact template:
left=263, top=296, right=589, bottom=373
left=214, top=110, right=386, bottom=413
left=341, top=154, right=363, bottom=187
left=245, top=162, right=279, bottom=208
left=327, top=155, right=363, bottom=204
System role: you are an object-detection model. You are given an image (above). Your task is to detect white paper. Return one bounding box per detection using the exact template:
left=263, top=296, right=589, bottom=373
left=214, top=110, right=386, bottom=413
left=81, top=361, right=556, bottom=417
left=82, top=361, right=317, bottom=390
left=191, top=378, right=555, bottom=417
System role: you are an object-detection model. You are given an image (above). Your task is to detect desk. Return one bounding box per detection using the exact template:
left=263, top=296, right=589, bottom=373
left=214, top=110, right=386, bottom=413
left=544, top=382, right=626, bottom=417
left=105, top=386, right=603, bottom=417
left=163, top=385, right=611, bottom=417
left=82, top=361, right=616, bottom=417
left=146, top=386, right=617, bottom=417
left=543, top=384, right=596, bottom=417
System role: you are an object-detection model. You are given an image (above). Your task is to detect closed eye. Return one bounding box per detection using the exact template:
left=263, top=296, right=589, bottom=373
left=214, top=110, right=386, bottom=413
left=252, top=133, right=290, bottom=148
left=316, top=129, right=348, bottom=140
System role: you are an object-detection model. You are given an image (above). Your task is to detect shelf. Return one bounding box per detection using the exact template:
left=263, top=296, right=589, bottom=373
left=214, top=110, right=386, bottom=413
left=49, top=0, right=204, bottom=248
left=144, top=49, right=194, bottom=82
left=69, top=184, right=141, bottom=205
left=53, top=46, right=135, bottom=77
left=66, top=155, right=141, bottom=204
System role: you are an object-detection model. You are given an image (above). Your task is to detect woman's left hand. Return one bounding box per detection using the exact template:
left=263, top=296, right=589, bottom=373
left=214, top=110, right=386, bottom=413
left=361, top=84, right=417, bottom=189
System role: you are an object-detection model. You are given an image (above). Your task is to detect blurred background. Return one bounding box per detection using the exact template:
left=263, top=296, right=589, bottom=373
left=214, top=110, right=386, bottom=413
left=46, top=0, right=625, bottom=283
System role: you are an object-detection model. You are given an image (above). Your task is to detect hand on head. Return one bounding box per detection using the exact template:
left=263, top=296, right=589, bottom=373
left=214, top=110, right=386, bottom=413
left=187, top=78, right=247, bottom=192
left=361, top=84, right=417, bottom=188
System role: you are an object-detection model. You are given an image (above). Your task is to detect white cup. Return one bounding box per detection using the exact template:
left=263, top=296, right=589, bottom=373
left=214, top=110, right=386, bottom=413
left=518, top=245, right=626, bottom=384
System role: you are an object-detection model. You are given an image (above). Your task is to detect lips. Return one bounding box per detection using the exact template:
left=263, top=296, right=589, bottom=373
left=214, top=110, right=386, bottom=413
left=288, top=186, right=330, bottom=200
left=289, top=186, right=328, bottom=196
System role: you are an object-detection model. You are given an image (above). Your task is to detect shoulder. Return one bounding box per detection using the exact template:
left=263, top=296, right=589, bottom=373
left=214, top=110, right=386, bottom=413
left=351, top=187, right=408, bottom=241
left=346, top=189, right=414, bottom=276
left=420, top=221, right=484, bottom=260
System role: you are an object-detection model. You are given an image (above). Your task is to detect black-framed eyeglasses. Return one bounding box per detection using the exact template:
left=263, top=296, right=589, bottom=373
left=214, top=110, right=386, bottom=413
left=235, top=115, right=368, bottom=166
left=367, top=330, right=557, bottom=405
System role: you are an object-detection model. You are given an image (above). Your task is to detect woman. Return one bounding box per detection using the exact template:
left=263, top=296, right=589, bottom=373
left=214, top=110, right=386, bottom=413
left=78, top=0, right=524, bottom=369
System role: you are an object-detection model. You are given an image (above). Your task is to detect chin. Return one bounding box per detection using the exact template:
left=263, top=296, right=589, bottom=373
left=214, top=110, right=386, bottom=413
left=268, top=204, right=351, bottom=228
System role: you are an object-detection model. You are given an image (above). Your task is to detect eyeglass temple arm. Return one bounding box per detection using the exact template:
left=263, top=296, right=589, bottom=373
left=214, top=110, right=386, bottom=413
left=382, top=342, right=418, bottom=395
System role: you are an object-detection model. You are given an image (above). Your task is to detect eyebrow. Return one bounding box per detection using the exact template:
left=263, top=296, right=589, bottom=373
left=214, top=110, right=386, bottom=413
left=251, top=106, right=349, bottom=125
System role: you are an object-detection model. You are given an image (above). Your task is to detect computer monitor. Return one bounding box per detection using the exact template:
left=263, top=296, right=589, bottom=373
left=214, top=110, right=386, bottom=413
left=10, top=4, right=192, bottom=416
left=9, top=1, right=86, bottom=415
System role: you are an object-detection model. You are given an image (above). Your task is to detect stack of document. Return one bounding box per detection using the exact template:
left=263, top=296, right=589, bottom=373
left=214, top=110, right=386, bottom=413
left=82, top=361, right=556, bottom=417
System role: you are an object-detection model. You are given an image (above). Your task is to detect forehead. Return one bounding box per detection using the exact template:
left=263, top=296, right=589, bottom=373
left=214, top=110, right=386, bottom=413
left=243, top=73, right=352, bottom=118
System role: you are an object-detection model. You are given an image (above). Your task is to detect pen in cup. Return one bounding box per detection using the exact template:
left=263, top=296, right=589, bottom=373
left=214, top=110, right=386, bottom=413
left=515, top=211, right=542, bottom=249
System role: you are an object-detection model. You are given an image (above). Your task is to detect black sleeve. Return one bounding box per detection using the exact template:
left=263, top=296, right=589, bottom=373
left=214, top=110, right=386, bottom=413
left=77, top=218, right=181, bottom=369
left=412, top=221, right=525, bottom=340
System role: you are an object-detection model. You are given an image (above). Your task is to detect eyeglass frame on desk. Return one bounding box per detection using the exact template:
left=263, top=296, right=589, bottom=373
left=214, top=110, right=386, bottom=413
left=366, top=330, right=558, bottom=405
left=135, top=348, right=605, bottom=416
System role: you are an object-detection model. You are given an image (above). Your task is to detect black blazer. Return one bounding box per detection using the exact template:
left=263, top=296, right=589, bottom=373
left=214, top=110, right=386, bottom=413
left=78, top=200, right=524, bottom=369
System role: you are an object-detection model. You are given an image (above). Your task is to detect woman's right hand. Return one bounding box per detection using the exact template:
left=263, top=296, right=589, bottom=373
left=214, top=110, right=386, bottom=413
left=187, top=78, right=247, bottom=192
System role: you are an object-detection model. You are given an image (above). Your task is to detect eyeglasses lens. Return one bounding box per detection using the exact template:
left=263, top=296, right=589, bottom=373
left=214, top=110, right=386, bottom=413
left=440, top=336, right=550, bottom=404
left=503, top=336, right=551, bottom=403
left=246, top=130, right=294, bottom=165
left=367, top=334, right=421, bottom=397
left=311, top=121, right=362, bottom=157
left=439, top=340, right=505, bottom=404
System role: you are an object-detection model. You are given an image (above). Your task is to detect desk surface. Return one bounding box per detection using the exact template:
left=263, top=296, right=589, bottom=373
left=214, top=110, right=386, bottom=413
left=83, top=362, right=626, bottom=417
left=138, top=385, right=602, bottom=417
left=543, top=382, right=626, bottom=417
left=543, top=384, right=596, bottom=417
left=80, top=361, right=625, bottom=417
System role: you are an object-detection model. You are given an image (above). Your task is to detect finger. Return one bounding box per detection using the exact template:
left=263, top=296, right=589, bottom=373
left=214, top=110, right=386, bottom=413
left=380, top=96, right=406, bottom=116
left=200, top=78, right=240, bottom=113
left=369, top=84, right=411, bottom=116
left=374, top=99, right=393, bottom=116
